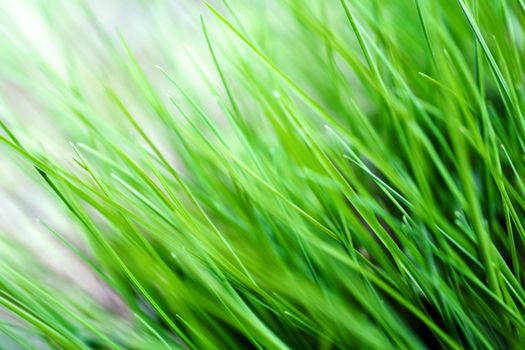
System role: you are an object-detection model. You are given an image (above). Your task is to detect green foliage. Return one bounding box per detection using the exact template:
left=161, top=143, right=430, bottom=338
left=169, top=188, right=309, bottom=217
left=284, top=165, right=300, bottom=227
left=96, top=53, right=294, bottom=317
left=1, top=0, right=525, bottom=348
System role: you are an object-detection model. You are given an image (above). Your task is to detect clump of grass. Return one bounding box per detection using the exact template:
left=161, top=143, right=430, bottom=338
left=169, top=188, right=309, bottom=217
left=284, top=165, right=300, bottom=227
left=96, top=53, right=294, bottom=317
left=1, top=0, right=525, bottom=348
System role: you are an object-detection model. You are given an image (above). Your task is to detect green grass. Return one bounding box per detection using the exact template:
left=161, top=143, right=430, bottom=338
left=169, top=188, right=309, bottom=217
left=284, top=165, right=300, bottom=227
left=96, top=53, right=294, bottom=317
left=0, top=0, right=525, bottom=348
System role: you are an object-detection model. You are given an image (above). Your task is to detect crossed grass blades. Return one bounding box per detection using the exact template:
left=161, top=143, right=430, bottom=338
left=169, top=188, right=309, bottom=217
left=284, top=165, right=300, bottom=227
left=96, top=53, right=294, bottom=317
left=1, top=0, right=525, bottom=348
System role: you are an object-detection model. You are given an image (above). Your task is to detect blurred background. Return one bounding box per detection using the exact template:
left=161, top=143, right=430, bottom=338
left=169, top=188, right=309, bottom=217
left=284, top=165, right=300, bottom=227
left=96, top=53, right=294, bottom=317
left=0, top=1, right=212, bottom=345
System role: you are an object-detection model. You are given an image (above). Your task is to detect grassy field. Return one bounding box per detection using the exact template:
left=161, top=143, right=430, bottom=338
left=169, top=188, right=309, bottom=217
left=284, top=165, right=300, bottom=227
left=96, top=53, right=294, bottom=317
left=1, top=0, right=525, bottom=348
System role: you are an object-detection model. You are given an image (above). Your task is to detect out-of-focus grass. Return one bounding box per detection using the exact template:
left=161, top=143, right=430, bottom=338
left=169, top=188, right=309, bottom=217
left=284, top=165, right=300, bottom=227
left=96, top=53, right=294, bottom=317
left=1, top=0, right=525, bottom=348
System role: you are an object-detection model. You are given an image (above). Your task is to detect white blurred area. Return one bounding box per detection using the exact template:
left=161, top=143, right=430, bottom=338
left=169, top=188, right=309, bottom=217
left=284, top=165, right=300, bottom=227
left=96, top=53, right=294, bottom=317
left=0, top=0, right=220, bottom=319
